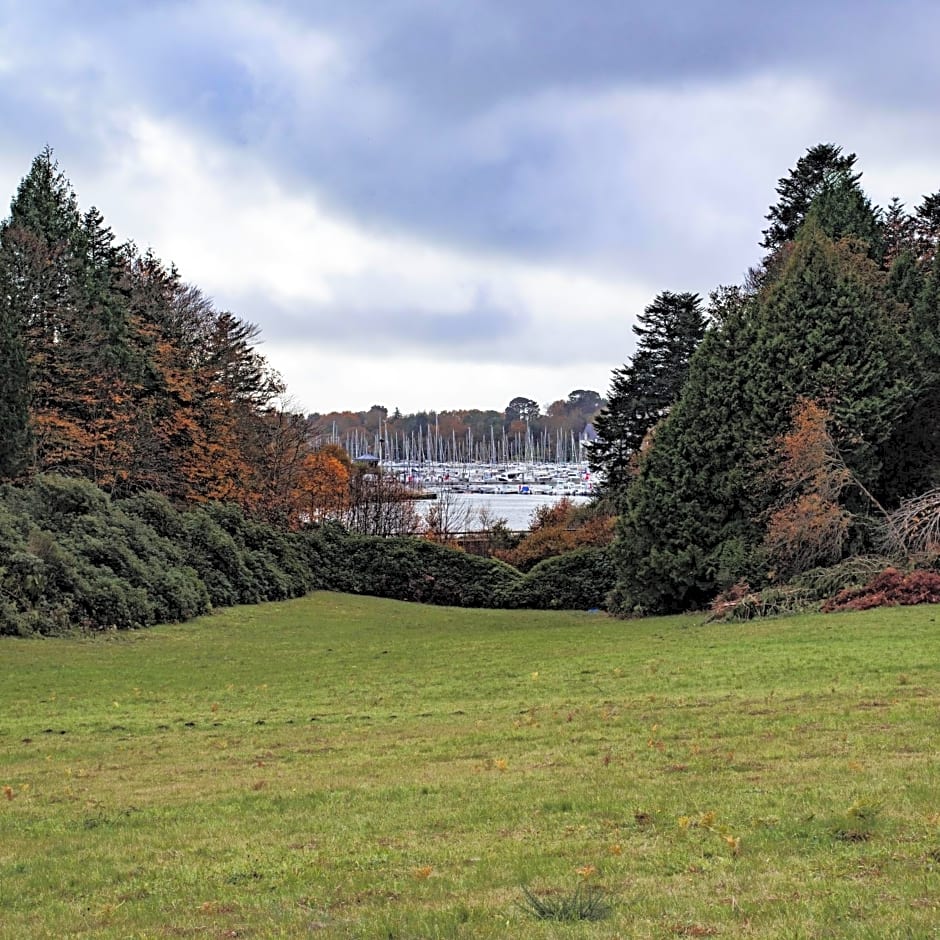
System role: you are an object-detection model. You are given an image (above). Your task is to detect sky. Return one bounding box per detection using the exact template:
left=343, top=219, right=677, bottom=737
left=1, top=0, right=939, bottom=416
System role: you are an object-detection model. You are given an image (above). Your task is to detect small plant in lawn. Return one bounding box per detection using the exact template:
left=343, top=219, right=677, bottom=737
left=830, top=798, right=883, bottom=842
left=517, top=883, right=612, bottom=922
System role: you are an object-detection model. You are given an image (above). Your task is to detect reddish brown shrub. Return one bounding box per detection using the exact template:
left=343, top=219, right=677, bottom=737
left=822, top=567, right=940, bottom=612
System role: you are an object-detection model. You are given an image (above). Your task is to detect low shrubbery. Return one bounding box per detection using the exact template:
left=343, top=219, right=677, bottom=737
left=503, top=546, right=614, bottom=610
left=0, top=476, right=315, bottom=635
left=323, top=533, right=523, bottom=608
left=706, top=554, right=940, bottom=621
left=494, top=499, right=615, bottom=571
left=0, top=476, right=616, bottom=634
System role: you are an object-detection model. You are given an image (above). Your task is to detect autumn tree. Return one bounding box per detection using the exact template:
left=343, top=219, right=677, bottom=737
left=293, top=444, right=352, bottom=525
left=762, top=399, right=856, bottom=578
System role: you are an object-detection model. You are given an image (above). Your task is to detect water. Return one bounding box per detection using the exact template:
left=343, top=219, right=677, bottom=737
left=422, top=491, right=591, bottom=532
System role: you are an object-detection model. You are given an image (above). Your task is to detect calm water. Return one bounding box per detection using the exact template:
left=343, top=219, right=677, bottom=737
left=422, top=492, right=591, bottom=531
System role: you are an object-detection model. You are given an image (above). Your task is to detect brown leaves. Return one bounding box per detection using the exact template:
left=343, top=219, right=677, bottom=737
left=762, top=398, right=854, bottom=577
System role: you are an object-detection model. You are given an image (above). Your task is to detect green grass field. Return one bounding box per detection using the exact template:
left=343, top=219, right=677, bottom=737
left=1, top=593, right=939, bottom=938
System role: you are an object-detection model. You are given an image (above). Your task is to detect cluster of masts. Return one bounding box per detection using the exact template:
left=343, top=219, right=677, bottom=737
left=313, top=423, right=594, bottom=466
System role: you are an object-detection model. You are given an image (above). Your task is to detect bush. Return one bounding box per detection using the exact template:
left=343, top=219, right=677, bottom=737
left=494, top=500, right=615, bottom=571
left=0, top=475, right=620, bottom=631
left=503, top=547, right=615, bottom=610
left=822, top=567, right=940, bottom=612
left=152, top=567, right=211, bottom=623
left=339, top=535, right=522, bottom=608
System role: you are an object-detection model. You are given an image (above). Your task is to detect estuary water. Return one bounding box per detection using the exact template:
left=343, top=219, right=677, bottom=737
left=422, top=491, right=591, bottom=532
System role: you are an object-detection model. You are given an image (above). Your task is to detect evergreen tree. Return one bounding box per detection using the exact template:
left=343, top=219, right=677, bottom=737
left=0, top=148, right=83, bottom=474
left=0, top=291, right=29, bottom=478
left=614, top=223, right=910, bottom=613
left=883, top=249, right=940, bottom=499
left=761, top=143, right=861, bottom=252
left=590, top=291, right=706, bottom=491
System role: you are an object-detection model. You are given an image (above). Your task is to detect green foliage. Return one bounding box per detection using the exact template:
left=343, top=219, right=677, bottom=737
left=614, top=220, right=912, bottom=614
left=0, top=476, right=318, bottom=633
left=0, top=474, right=614, bottom=632
left=590, top=291, right=707, bottom=492
left=0, top=286, right=29, bottom=479
left=327, top=533, right=523, bottom=608
left=504, top=547, right=614, bottom=610
left=517, top=884, right=611, bottom=922
left=761, top=142, right=862, bottom=252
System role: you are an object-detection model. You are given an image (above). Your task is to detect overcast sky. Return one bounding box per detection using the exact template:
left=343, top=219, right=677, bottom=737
left=1, top=1, right=939, bottom=415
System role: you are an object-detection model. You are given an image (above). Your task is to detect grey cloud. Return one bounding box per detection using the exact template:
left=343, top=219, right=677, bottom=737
left=223, top=288, right=633, bottom=369
left=3, top=0, right=940, bottom=290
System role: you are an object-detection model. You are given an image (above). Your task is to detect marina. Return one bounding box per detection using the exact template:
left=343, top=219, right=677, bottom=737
left=380, top=459, right=600, bottom=531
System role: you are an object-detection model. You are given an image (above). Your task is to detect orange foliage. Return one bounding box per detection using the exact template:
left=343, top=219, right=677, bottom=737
left=495, top=498, right=615, bottom=571
left=292, top=447, right=351, bottom=525
left=762, top=398, right=853, bottom=577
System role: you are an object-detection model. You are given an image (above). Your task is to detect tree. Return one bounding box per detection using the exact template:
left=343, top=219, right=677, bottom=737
left=761, top=143, right=861, bottom=252
left=505, top=396, right=540, bottom=425
left=614, top=222, right=910, bottom=613
left=761, top=399, right=856, bottom=578
left=590, top=291, right=707, bottom=491
left=0, top=290, right=29, bottom=478
left=293, top=444, right=352, bottom=525
left=565, top=389, right=604, bottom=415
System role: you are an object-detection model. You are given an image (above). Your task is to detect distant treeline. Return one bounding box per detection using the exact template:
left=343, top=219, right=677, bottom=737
left=308, top=391, right=606, bottom=464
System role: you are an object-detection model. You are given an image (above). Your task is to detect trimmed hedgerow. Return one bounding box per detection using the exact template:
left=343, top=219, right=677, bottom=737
left=0, top=475, right=611, bottom=634
left=331, top=533, right=523, bottom=608
left=503, top=546, right=615, bottom=610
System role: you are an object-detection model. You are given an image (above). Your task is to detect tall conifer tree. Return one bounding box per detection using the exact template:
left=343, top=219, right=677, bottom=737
left=590, top=291, right=706, bottom=491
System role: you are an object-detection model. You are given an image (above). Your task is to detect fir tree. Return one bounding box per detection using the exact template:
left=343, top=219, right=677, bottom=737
left=0, top=290, right=29, bottom=478
left=590, top=291, right=706, bottom=492
left=761, top=143, right=861, bottom=252
left=614, top=223, right=910, bottom=613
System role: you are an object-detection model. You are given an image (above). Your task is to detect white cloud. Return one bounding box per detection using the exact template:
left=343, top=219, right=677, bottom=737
left=75, top=114, right=651, bottom=413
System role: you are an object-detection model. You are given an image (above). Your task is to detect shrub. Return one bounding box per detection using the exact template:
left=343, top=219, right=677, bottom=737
left=151, top=567, right=211, bottom=622
left=340, top=536, right=522, bottom=608
left=822, top=567, right=940, bottom=612
left=503, top=547, right=615, bottom=610
left=495, top=500, right=615, bottom=571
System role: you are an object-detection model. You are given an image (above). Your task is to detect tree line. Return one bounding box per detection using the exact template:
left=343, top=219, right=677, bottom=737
left=0, top=148, right=312, bottom=523
left=590, top=143, right=940, bottom=615
left=309, top=390, right=605, bottom=464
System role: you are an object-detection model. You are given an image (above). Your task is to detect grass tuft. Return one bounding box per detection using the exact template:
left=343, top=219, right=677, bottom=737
left=517, top=883, right=611, bottom=922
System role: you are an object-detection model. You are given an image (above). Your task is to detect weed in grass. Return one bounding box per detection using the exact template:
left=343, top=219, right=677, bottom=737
left=830, top=798, right=883, bottom=843
left=517, top=883, right=612, bottom=922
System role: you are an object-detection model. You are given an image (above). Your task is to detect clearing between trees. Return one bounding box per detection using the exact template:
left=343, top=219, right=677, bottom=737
left=1, top=593, right=938, bottom=938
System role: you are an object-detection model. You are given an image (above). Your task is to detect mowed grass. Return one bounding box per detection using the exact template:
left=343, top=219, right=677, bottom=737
left=1, top=594, right=939, bottom=938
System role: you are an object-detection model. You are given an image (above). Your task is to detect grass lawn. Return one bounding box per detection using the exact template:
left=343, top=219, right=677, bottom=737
left=1, top=593, right=939, bottom=938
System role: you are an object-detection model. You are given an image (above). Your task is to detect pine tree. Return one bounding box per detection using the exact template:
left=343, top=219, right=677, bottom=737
left=614, top=223, right=910, bottom=613
left=590, top=291, right=707, bottom=492
left=761, top=143, right=862, bottom=252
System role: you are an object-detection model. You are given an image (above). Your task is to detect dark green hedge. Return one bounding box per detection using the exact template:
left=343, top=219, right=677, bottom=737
left=0, top=476, right=610, bottom=635
left=503, top=546, right=615, bottom=610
